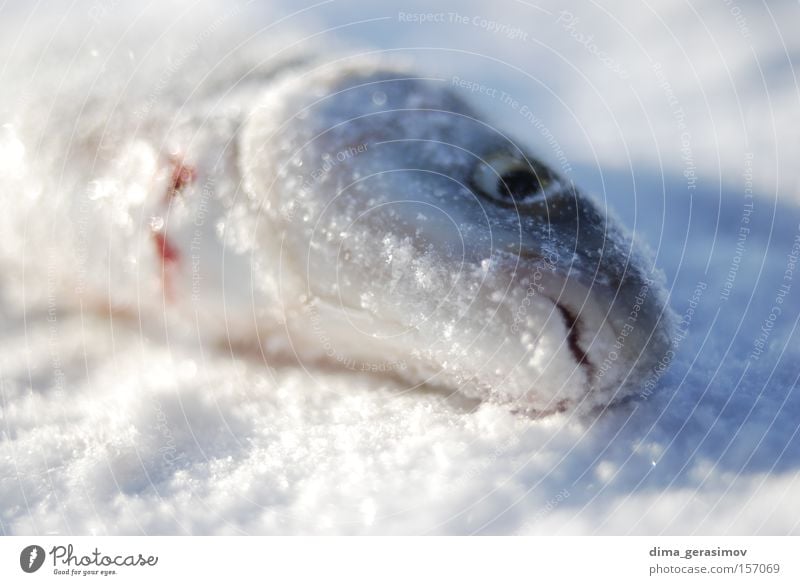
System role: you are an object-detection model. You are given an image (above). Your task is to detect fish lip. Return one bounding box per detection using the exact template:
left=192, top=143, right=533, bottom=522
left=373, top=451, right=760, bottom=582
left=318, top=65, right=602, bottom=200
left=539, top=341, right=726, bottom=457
left=551, top=297, right=596, bottom=383
left=500, top=244, right=605, bottom=388
left=526, top=258, right=631, bottom=393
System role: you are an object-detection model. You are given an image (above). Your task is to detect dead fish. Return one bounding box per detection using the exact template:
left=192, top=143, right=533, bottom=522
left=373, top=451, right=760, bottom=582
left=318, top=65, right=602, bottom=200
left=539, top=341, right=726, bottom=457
left=0, top=52, right=673, bottom=415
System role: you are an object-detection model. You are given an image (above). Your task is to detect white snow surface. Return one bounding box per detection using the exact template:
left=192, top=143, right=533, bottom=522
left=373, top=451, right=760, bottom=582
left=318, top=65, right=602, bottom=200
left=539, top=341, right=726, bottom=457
left=1, top=0, right=800, bottom=534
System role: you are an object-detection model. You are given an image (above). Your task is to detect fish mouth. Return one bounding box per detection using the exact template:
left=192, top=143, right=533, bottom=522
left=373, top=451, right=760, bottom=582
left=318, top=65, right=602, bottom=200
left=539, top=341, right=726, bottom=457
left=552, top=299, right=595, bottom=382
left=532, top=258, right=628, bottom=394
left=498, top=242, right=609, bottom=385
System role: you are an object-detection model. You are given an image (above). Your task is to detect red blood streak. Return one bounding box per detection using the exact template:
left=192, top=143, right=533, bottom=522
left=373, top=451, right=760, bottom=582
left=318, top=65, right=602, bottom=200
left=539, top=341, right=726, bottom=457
left=152, top=154, right=193, bottom=300
left=166, top=155, right=196, bottom=199
left=152, top=231, right=180, bottom=264
left=152, top=231, right=180, bottom=302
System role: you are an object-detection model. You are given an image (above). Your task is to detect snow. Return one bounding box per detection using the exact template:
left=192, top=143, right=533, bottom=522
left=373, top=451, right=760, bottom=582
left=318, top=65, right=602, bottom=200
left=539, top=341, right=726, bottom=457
left=1, top=0, right=800, bottom=534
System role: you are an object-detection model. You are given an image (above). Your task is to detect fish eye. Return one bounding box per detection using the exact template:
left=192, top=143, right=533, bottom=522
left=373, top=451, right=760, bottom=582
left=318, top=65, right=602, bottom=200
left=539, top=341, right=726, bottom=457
left=471, top=153, right=553, bottom=206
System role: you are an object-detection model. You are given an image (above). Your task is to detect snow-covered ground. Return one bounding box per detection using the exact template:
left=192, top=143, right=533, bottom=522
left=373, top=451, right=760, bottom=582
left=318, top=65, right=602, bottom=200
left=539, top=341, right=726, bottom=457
left=1, top=0, right=799, bottom=534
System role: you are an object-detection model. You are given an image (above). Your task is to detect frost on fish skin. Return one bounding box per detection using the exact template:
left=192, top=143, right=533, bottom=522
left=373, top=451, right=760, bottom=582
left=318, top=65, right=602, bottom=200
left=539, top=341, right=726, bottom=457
left=1, top=46, right=673, bottom=415
left=241, top=59, right=674, bottom=415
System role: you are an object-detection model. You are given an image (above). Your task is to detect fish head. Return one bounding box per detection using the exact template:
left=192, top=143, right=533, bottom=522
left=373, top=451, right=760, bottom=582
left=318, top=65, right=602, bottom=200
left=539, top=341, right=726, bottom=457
left=242, top=60, right=674, bottom=414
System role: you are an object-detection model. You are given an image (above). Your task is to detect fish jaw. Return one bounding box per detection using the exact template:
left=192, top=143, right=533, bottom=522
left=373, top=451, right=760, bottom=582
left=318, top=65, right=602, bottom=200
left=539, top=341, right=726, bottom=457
left=273, top=241, right=665, bottom=415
